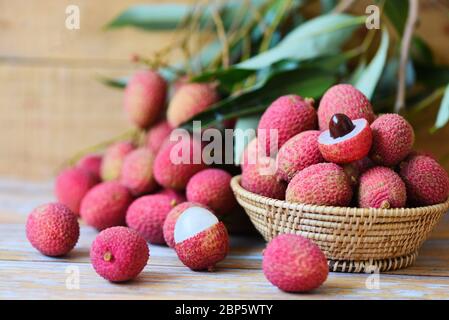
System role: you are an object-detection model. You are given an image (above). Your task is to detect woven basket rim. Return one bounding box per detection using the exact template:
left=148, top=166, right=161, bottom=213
left=231, top=175, right=449, bottom=218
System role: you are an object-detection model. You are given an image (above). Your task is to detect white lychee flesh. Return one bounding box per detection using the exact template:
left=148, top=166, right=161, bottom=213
left=318, top=119, right=367, bottom=145
left=174, top=206, right=218, bottom=244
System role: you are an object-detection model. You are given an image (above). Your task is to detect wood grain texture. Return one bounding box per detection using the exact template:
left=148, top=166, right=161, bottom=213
left=1, top=180, right=449, bottom=299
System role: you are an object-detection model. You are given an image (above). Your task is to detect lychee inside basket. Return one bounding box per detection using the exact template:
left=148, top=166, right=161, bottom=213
left=230, top=175, right=449, bottom=273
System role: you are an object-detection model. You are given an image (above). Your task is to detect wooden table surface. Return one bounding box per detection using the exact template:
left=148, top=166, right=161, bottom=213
left=1, top=179, right=449, bottom=300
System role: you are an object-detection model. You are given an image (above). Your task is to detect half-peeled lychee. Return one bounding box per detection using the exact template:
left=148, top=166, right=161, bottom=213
left=174, top=206, right=229, bottom=271
left=318, top=114, right=372, bottom=164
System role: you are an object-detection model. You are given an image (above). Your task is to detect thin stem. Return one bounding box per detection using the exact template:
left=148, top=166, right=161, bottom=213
left=395, top=0, right=419, bottom=113
left=211, top=5, right=230, bottom=68
left=333, top=0, right=357, bottom=13
left=259, top=0, right=292, bottom=52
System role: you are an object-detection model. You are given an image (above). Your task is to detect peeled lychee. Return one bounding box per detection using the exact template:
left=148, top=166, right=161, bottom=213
left=77, top=154, right=102, bottom=181
left=167, top=83, right=219, bottom=127
left=317, top=84, right=375, bottom=130
left=286, top=163, right=352, bottom=206
left=258, top=95, right=317, bottom=156
left=80, top=181, right=133, bottom=230
left=318, top=114, right=372, bottom=164
left=55, top=167, right=98, bottom=215
left=163, top=202, right=208, bottom=248
left=120, top=148, right=157, bottom=196
left=241, top=157, right=287, bottom=200
left=124, top=70, right=167, bottom=129
left=90, top=226, right=149, bottom=282
left=263, top=234, right=328, bottom=292
left=358, top=167, right=406, bottom=209
left=186, top=169, right=236, bottom=216
left=26, top=203, right=79, bottom=257
left=153, top=137, right=207, bottom=190
left=157, top=188, right=186, bottom=206
left=400, top=155, right=449, bottom=206
left=146, top=120, right=172, bottom=153
left=276, top=130, right=324, bottom=182
left=126, top=194, right=176, bottom=244
left=174, top=206, right=229, bottom=271
left=370, top=114, right=415, bottom=166
left=101, top=141, right=135, bottom=181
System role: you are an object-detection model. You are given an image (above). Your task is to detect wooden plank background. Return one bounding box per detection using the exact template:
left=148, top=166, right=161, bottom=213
left=0, top=0, right=449, bottom=180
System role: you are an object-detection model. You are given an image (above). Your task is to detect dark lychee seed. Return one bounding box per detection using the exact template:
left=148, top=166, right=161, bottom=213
left=329, top=113, right=355, bottom=138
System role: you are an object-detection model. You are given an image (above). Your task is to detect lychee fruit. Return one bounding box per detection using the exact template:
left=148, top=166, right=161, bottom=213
left=286, top=163, right=352, bottom=206
left=318, top=114, right=372, bottom=164
left=120, top=148, right=157, bottom=196
left=146, top=120, right=172, bottom=153
left=186, top=169, right=236, bottom=216
left=262, top=234, right=328, bottom=292
left=167, top=83, right=219, bottom=127
left=258, top=95, right=317, bottom=156
left=342, top=157, right=374, bottom=187
left=174, top=206, right=229, bottom=271
left=101, top=141, right=135, bottom=181
left=90, top=226, right=149, bottom=282
left=77, top=154, right=102, bottom=181
left=124, top=70, right=167, bottom=129
left=26, top=203, right=79, bottom=257
left=80, top=181, right=133, bottom=230
left=317, top=84, right=375, bottom=130
left=370, top=114, right=415, bottom=166
left=399, top=155, right=449, bottom=206
left=163, top=202, right=208, bottom=248
left=358, top=167, right=406, bottom=209
left=55, top=167, right=98, bottom=215
left=276, top=130, right=324, bottom=182
left=157, top=188, right=186, bottom=206
left=153, top=137, right=207, bottom=190
left=241, top=157, right=287, bottom=200
left=126, top=194, right=176, bottom=244
left=240, top=137, right=260, bottom=170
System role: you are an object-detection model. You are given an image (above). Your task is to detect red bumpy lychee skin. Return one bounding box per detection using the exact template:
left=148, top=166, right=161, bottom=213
left=153, top=137, right=207, bottom=190
left=358, top=167, right=407, bottom=209
left=157, top=188, right=186, bottom=206
left=400, top=155, right=449, bottom=206
left=175, top=222, right=229, bottom=271
left=126, top=194, right=176, bottom=244
left=167, top=83, right=219, bottom=127
left=258, top=95, right=317, bottom=157
left=124, top=70, right=167, bottom=129
left=80, top=181, right=133, bottom=230
left=77, top=154, right=102, bottom=181
left=318, top=118, right=373, bottom=164
left=26, top=203, right=79, bottom=257
left=55, top=167, right=98, bottom=215
left=146, top=120, right=172, bottom=153
left=241, top=158, right=287, bottom=200
left=317, top=84, right=375, bottom=130
left=263, top=234, right=328, bottom=292
left=286, top=163, right=353, bottom=207
left=240, top=137, right=260, bottom=170
left=370, top=114, right=415, bottom=166
left=101, top=141, right=135, bottom=181
left=120, top=148, right=157, bottom=196
left=276, top=130, right=324, bottom=182
left=90, top=226, right=149, bottom=282
left=342, top=157, right=374, bottom=187
left=186, top=169, right=237, bottom=216
left=163, top=202, right=208, bottom=248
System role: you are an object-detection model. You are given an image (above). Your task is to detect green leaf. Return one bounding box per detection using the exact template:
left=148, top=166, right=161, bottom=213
left=382, top=0, right=408, bottom=35
left=106, top=4, right=191, bottom=30
left=320, top=0, right=337, bottom=13
left=233, top=115, right=260, bottom=165
left=354, top=29, right=389, bottom=99
left=237, top=14, right=364, bottom=70
left=182, top=68, right=336, bottom=130
left=98, top=76, right=129, bottom=89
left=433, top=84, right=449, bottom=131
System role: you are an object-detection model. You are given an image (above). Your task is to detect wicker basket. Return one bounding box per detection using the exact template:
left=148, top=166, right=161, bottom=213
left=230, top=175, right=449, bottom=273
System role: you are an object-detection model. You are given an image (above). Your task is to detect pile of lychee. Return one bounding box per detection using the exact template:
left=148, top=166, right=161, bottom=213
left=242, top=84, right=449, bottom=210
left=26, top=70, right=236, bottom=283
